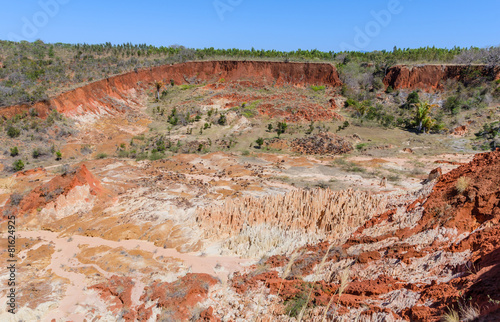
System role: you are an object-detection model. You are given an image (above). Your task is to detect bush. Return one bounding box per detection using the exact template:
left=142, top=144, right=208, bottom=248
left=336, top=121, right=350, bottom=132
left=443, top=96, right=462, bottom=115
left=7, top=126, right=21, bottom=138
left=32, top=149, right=41, bottom=158
left=96, top=153, right=108, bottom=159
left=55, top=150, right=62, bottom=160
left=29, top=108, right=38, bottom=117
left=310, top=85, right=325, bottom=92
left=217, top=114, right=227, bottom=126
left=356, top=143, right=367, bottom=150
left=276, top=121, right=287, bottom=137
left=255, top=137, right=264, bottom=148
left=402, top=90, right=420, bottom=109
left=285, top=292, right=309, bottom=318
left=10, top=147, right=19, bottom=157
left=344, top=98, right=358, bottom=108
left=13, top=159, right=24, bottom=172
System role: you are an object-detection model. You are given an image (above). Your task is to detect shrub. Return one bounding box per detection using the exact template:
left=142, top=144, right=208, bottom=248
left=13, top=159, right=24, bottom=172
left=10, top=147, right=19, bottom=157
left=344, top=98, right=358, bottom=108
left=310, top=85, right=325, bottom=92
left=456, top=176, right=471, bottom=193
left=256, top=137, right=264, bottom=148
left=356, top=143, right=367, bottom=150
left=32, top=149, right=41, bottom=159
left=336, top=121, right=350, bottom=132
left=217, top=114, right=227, bottom=126
left=29, top=108, right=38, bottom=117
left=276, top=121, right=287, bottom=137
left=168, top=116, right=178, bottom=126
left=285, top=291, right=309, bottom=318
left=444, top=96, right=462, bottom=115
left=402, top=90, right=420, bottom=109
left=55, top=150, right=62, bottom=160
left=96, top=153, right=108, bottom=159
left=7, top=126, right=21, bottom=138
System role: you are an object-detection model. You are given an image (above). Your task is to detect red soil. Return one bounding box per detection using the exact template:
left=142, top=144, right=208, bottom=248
left=384, top=65, right=500, bottom=91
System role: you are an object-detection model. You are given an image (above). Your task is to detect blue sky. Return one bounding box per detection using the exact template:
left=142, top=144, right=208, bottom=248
left=1, top=0, right=499, bottom=52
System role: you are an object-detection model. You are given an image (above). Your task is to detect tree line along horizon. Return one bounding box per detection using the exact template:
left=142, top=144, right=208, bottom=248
left=0, top=39, right=498, bottom=108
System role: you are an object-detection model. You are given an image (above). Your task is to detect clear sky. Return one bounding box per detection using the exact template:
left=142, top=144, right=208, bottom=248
left=1, top=0, right=499, bottom=52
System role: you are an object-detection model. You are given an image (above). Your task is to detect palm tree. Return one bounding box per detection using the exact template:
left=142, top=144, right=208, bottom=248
left=154, top=80, right=164, bottom=100
left=415, top=101, right=435, bottom=133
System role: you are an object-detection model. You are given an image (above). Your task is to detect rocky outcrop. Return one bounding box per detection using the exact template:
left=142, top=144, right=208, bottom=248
left=383, top=64, right=500, bottom=91
left=140, top=273, right=218, bottom=321
left=420, top=149, right=500, bottom=233
left=1, top=164, right=104, bottom=220
left=451, top=125, right=468, bottom=136
left=196, top=188, right=387, bottom=238
left=0, top=61, right=342, bottom=119
left=225, top=149, right=500, bottom=321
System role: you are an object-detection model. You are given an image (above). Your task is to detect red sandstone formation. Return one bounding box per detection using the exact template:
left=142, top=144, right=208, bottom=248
left=229, top=150, right=500, bottom=321
left=0, top=61, right=342, bottom=119
left=2, top=164, right=104, bottom=220
left=196, top=188, right=386, bottom=237
left=384, top=65, right=500, bottom=91
left=140, top=273, right=218, bottom=321
left=427, top=167, right=442, bottom=182
left=451, top=125, right=468, bottom=136
left=90, top=276, right=144, bottom=321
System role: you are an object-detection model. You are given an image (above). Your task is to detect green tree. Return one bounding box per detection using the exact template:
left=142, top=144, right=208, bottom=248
left=415, top=101, right=435, bottom=133
left=55, top=150, right=62, bottom=160
left=7, top=126, right=21, bottom=138
left=217, top=114, right=227, bottom=126
left=276, top=122, right=287, bottom=138
left=32, top=149, right=41, bottom=159
left=256, top=137, right=264, bottom=148
left=10, top=147, right=19, bottom=157
left=13, top=159, right=24, bottom=172
left=403, top=91, right=420, bottom=109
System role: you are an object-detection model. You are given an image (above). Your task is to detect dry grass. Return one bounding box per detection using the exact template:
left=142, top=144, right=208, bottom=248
left=442, top=308, right=460, bottom=322
left=322, top=267, right=351, bottom=322
left=459, top=303, right=480, bottom=321
left=0, top=177, right=15, bottom=192
left=455, top=176, right=471, bottom=194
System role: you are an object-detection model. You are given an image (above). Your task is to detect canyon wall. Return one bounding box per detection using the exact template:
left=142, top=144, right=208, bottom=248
left=0, top=61, right=342, bottom=119
left=383, top=64, right=500, bottom=91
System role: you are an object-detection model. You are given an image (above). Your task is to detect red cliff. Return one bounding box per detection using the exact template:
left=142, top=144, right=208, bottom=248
left=383, top=64, right=500, bottom=91
left=0, top=61, right=342, bottom=119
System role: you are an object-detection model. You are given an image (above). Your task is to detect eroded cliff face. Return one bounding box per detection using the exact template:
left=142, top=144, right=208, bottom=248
left=383, top=64, right=500, bottom=91
left=0, top=61, right=342, bottom=119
